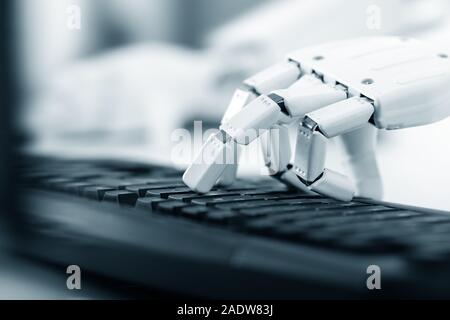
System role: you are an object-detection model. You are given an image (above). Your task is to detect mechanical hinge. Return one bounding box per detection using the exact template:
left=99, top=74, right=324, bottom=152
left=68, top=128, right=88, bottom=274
left=293, top=120, right=327, bottom=183
left=334, top=83, right=349, bottom=97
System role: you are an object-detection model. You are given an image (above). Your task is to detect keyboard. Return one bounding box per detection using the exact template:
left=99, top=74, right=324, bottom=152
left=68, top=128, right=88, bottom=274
left=15, top=156, right=450, bottom=298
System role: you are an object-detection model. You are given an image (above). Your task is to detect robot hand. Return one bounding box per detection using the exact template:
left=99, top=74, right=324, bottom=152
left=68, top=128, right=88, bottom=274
left=183, top=37, right=450, bottom=201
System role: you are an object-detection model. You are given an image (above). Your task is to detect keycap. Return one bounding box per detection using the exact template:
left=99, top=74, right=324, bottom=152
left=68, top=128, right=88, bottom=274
left=191, top=195, right=269, bottom=206
left=240, top=188, right=290, bottom=196
left=309, top=213, right=422, bottom=238
left=168, top=191, right=242, bottom=202
left=135, top=197, right=166, bottom=210
left=126, top=183, right=185, bottom=197
left=214, top=198, right=337, bottom=211
left=242, top=210, right=335, bottom=231
left=146, top=187, right=194, bottom=198
left=83, top=186, right=117, bottom=200
left=103, top=190, right=139, bottom=206
left=155, top=201, right=190, bottom=213
left=238, top=202, right=361, bottom=216
left=146, top=177, right=183, bottom=183
left=284, top=209, right=399, bottom=230
left=87, top=177, right=147, bottom=189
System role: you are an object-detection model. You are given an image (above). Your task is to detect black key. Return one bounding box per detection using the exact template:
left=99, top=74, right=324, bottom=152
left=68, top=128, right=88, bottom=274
left=87, top=177, right=147, bottom=189
left=238, top=202, right=362, bottom=216
left=146, top=187, right=193, bottom=198
left=191, top=195, right=268, bottom=206
left=83, top=186, right=117, bottom=200
left=126, top=183, right=185, bottom=197
left=352, top=205, right=400, bottom=213
left=242, top=210, right=341, bottom=231
left=103, top=190, right=139, bottom=206
left=192, top=191, right=338, bottom=206
left=308, top=211, right=423, bottom=237
left=239, top=206, right=292, bottom=217
left=219, top=185, right=256, bottom=192
left=214, top=198, right=339, bottom=211
left=215, top=199, right=286, bottom=211
left=168, top=191, right=242, bottom=202
left=125, top=184, right=154, bottom=197
left=135, top=197, right=165, bottom=210
left=285, top=208, right=405, bottom=231
left=240, top=188, right=290, bottom=196
left=145, top=177, right=183, bottom=184
left=155, top=201, right=190, bottom=213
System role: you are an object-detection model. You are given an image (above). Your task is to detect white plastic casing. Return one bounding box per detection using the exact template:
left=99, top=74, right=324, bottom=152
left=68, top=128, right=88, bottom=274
left=220, top=95, right=281, bottom=145
left=218, top=89, right=255, bottom=186
left=244, top=62, right=301, bottom=94
left=293, top=125, right=327, bottom=182
left=182, top=132, right=237, bottom=193
left=273, top=74, right=347, bottom=118
left=309, top=169, right=355, bottom=201
left=260, top=124, right=291, bottom=175
left=278, top=169, right=310, bottom=194
left=218, top=62, right=300, bottom=186
left=221, top=89, right=257, bottom=123
left=287, top=36, right=450, bottom=129
left=306, top=96, right=374, bottom=138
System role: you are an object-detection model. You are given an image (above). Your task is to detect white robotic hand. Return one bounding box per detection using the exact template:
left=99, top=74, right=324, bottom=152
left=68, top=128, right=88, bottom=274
left=183, top=36, right=450, bottom=201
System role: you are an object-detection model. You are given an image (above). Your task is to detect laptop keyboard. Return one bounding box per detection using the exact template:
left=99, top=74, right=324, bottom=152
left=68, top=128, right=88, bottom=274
left=18, top=157, right=450, bottom=265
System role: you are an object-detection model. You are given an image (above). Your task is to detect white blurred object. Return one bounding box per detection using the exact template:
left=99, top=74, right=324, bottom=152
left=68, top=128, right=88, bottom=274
left=24, top=0, right=450, bottom=148
left=25, top=44, right=227, bottom=151
left=16, top=0, right=177, bottom=96
left=207, top=0, right=450, bottom=60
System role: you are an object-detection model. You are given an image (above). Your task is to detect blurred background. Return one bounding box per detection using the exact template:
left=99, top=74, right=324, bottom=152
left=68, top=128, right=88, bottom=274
left=11, top=0, right=450, bottom=210
left=1, top=0, right=450, bottom=299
